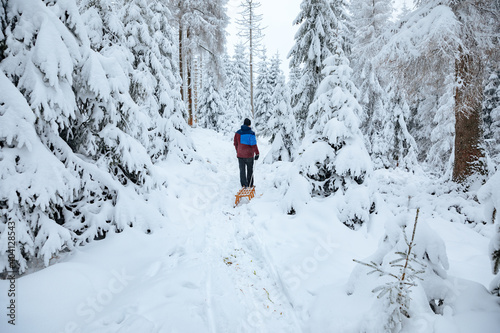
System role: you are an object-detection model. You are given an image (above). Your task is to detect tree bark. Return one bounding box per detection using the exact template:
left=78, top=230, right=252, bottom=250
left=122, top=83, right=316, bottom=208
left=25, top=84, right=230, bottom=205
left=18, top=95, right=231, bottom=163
left=179, top=24, right=193, bottom=126
left=187, top=62, right=193, bottom=126
left=452, top=47, right=486, bottom=184
left=250, top=26, right=254, bottom=118
left=179, top=26, right=184, bottom=104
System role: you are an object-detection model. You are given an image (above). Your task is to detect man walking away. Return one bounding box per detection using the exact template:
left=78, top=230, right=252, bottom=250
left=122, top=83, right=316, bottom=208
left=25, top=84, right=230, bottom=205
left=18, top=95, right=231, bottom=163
left=234, top=118, right=260, bottom=188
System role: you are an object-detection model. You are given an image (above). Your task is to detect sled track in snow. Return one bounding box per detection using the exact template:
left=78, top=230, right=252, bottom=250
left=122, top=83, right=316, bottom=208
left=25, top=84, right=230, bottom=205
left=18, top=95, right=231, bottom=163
left=190, top=146, right=302, bottom=332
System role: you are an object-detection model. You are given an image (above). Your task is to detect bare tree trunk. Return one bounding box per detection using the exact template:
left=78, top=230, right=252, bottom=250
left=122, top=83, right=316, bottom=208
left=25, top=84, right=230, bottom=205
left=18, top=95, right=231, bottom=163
left=179, top=25, right=193, bottom=126
left=193, top=57, right=198, bottom=125
left=187, top=61, right=193, bottom=126
left=452, top=47, right=486, bottom=183
left=238, top=0, right=262, bottom=119
left=185, top=27, right=193, bottom=127
left=193, top=55, right=202, bottom=125
left=179, top=26, right=184, bottom=103
left=250, top=26, right=254, bottom=118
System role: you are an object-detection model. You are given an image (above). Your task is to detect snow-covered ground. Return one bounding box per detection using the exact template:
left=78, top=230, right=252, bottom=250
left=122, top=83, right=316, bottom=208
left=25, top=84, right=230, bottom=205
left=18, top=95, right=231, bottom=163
left=1, top=128, right=499, bottom=333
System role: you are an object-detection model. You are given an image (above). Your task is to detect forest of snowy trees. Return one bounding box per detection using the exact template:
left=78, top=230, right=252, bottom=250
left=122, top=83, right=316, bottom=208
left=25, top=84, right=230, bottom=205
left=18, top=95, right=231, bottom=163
left=1, top=0, right=500, bottom=308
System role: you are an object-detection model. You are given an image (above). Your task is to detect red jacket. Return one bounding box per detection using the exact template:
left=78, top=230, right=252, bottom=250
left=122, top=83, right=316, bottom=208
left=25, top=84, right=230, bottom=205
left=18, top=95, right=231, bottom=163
left=234, top=125, right=260, bottom=158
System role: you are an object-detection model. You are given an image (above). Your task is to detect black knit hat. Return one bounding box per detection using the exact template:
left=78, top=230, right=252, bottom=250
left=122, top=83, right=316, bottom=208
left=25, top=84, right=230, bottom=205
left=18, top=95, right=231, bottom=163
left=244, top=118, right=251, bottom=126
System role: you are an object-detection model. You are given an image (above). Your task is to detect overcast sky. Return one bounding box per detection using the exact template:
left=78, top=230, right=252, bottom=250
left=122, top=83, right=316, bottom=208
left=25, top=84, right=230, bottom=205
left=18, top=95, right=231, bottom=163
left=225, top=0, right=415, bottom=77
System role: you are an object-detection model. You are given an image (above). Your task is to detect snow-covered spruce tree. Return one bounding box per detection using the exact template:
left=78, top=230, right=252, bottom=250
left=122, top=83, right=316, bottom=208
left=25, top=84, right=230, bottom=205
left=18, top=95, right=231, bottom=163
left=78, top=0, right=182, bottom=202
left=353, top=210, right=425, bottom=331
left=399, top=59, right=455, bottom=175
left=349, top=0, right=392, bottom=131
left=349, top=209, right=450, bottom=332
left=120, top=0, right=195, bottom=163
left=77, top=0, right=158, bottom=183
left=287, top=65, right=301, bottom=102
left=380, top=0, right=500, bottom=184
left=0, top=69, right=80, bottom=274
left=78, top=0, right=124, bottom=52
left=297, top=44, right=373, bottom=229
left=425, top=74, right=456, bottom=175
left=0, top=0, right=120, bottom=273
left=254, top=49, right=272, bottom=136
left=370, top=86, right=419, bottom=170
left=288, top=0, right=347, bottom=138
left=0, top=0, right=90, bottom=273
left=217, top=53, right=239, bottom=134
left=197, top=61, right=227, bottom=131
left=263, top=64, right=298, bottom=164
left=388, top=90, right=419, bottom=171
left=0, top=0, right=7, bottom=62
left=267, top=52, right=282, bottom=92
left=483, top=70, right=500, bottom=166
left=478, top=171, right=500, bottom=296
left=226, top=43, right=251, bottom=125
left=256, top=51, right=285, bottom=137
left=150, top=0, right=196, bottom=162
left=0, top=0, right=170, bottom=274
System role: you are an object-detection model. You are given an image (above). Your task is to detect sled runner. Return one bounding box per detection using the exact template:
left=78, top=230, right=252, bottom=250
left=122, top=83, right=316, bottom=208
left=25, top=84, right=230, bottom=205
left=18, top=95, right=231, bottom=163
left=234, top=187, right=255, bottom=207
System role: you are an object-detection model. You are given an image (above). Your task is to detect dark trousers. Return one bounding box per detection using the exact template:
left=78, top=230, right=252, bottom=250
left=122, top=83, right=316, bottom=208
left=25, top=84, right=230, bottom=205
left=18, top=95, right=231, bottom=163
left=238, top=157, right=254, bottom=187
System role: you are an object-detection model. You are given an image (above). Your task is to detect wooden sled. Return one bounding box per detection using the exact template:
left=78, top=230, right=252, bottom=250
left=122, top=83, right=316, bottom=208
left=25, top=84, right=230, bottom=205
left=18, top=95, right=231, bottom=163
left=234, top=187, right=256, bottom=207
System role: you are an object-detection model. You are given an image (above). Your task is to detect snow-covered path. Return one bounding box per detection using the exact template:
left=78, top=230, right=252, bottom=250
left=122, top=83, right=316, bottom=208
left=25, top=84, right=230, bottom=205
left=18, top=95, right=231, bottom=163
left=158, top=129, right=302, bottom=332
left=6, top=129, right=304, bottom=333
left=2, top=128, right=500, bottom=333
left=185, top=129, right=302, bottom=332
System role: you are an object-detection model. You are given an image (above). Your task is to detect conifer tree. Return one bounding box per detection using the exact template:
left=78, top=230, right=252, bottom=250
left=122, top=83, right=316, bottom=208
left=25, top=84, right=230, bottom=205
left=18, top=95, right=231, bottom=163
left=288, top=0, right=350, bottom=137
left=483, top=70, right=500, bottom=165
left=0, top=0, right=6, bottom=62
left=77, top=0, right=155, bottom=183
left=123, top=0, right=194, bottom=162
left=256, top=52, right=284, bottom=137
left=425, top=74, right=456, bottom=174
left=226, top=43, right=251, bottom=125
left=297, top=38, right=372, bottom=228
left=350, top=209, right=450, bottom=331
left=381, top=0, right=500, bottom=184
left=478, top=171, right=500, bottom=297
left=0, top=69, right=79, bottom=273
left=370, top=86, right=419, bottom=170
left=349, top=0, right=392, bottom=146
left=267, top=52, right=282, bottom=92
left=0, top=0, right=114, bottom=273
left=264, top=62, right=297, bottom=163
left=217, top=53, right=239, bottom=134
left=254, top=49, right=272, bottom=136
left=287, top=65, right=301, bottom=102
left=198, top=63, right=227, bottom=131
left=388, top=90, right=419, bottom=170
left=0, top=0, right=183, bottom=274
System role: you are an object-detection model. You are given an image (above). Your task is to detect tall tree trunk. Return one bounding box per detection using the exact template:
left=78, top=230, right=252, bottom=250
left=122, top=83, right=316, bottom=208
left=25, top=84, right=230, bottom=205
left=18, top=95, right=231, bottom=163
left=250, top=26, right=254, bottom=118
left=179, top=25, right=193, bottom=126
left=452, top=47, right=486, bottom=183
left=186, top=28, right=193, bottom=126
left=193, top=56, right=201, bottom=124
left=179, top=26, right=184, bottom=103
left=187, top=62, right=193, bottom=126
